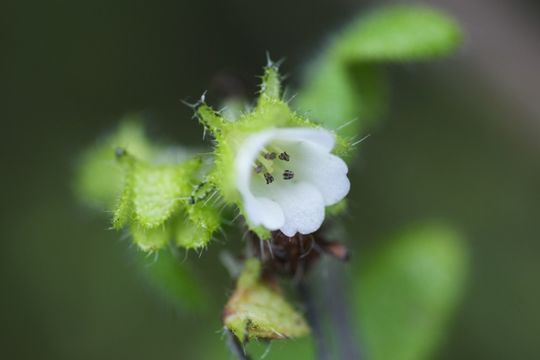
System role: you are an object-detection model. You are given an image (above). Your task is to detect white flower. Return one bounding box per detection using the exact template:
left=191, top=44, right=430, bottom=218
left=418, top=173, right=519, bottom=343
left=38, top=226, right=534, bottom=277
left=235, top=128, right=350, bottom=237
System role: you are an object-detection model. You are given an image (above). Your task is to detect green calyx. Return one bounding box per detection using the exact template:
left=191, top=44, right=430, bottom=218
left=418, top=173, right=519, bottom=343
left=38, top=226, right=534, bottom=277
left=195, top=64, right=351, bottom=233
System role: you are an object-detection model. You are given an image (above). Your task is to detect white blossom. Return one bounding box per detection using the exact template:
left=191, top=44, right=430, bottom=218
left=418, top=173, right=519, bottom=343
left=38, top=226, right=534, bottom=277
left=235, top=128, right=350, bottom=236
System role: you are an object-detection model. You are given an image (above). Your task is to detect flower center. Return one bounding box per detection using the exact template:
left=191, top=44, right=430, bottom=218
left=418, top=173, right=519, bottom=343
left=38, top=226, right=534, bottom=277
left=253, top=145, right=294, bottom=185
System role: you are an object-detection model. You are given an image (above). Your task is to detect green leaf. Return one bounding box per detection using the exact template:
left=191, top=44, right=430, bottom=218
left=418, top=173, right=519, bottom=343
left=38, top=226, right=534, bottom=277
left=133, top=249, right=208, bottom=311
left=337, top=6, right=462, bottom=62
left=296, top=61, right=387, bottom=136
left=296, top=6, right=461, bottom=138
left=74, top=119, right=155, bottom=209
left=355, top=223, right=468, bottom=360
left=224, top=258, right=310, bottom=341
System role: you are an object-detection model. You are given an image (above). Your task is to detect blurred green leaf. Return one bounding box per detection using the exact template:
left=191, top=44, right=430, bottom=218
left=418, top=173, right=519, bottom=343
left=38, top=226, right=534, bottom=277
left=296, top=6, right=461, bottom=138
left=297, top=61, right=387, bottom=137
left=74, top=118, right=155, bottom=209
left=337, top=6, right=462, bottom=62
left=355, top=223, right=468, bottom=360
left=134, top=249, right=208, bottom=311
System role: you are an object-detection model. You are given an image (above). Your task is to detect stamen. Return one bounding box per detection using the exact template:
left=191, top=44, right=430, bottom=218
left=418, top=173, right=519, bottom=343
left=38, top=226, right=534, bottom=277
left=257, top=154, right=274, bottom=173
left=278, top=152, right=290, bottom=161
left=254, top=163, right=264, bottom=174
left=283, top=170, right=294, bottom=180
left=264, top=172, right=274, bottom=184
left=264, top=152, right=276, bottom=160
left=264, top=173, right=274, bottom=185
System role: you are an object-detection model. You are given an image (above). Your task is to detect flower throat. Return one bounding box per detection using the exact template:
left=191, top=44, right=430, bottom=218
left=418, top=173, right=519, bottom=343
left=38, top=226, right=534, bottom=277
left=253, top=145, right=294, bottom=184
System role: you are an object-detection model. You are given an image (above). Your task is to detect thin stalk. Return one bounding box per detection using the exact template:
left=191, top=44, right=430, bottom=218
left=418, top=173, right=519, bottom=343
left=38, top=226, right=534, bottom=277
left=297, top=281, right=331, bottom=360
left=224, top=328, right=251, bottom=360
left=325, top=264, right=362, bottom=360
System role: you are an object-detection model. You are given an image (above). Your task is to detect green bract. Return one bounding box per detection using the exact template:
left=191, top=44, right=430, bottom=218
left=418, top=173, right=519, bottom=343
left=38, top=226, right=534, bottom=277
left=113, top=152, right=223, bottom=251
left=112, top=156, right=201, bottom=229
left=223, top=258, right=310, bottom=341
left=76, top=121, right=222, bottom=252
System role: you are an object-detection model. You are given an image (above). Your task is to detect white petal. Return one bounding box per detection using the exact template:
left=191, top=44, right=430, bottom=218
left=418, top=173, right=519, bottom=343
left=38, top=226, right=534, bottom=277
left=235, top=130, right=276, bottom=195
left=235, top=128, right=335, bottom=195
left=292, top=141, right=350, bottom=205
left=235, top=130, right=285, bottom=228
left=244, top=196, right=285, bottom=230
left=268, top=182, right=326, bottom=237
left=234, top=127, right=345, bottom=234
left=272, top=128, right=335, bottom=151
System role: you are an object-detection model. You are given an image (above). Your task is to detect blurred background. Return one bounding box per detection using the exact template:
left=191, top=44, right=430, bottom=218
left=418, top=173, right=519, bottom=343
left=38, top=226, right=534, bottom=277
left=2, top=0, right=539, bottom=359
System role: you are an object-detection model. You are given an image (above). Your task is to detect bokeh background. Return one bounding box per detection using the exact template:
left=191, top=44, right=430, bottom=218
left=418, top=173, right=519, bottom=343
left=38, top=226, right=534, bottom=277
left=2, top=0, right=539, bottom=359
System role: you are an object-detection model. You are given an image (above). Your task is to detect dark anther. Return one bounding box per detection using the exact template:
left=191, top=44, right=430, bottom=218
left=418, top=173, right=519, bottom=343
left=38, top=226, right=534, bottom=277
left=264, top=172, right=274, bottom=184
left=283, top=170, right=294, bottom=180
left=264, top=152, right=276, bottom=160
left=254, top=163, right=264, bottom=174
left=115, top=147, right=126, bottom=158
left=278, top=152, right=290, bottom=161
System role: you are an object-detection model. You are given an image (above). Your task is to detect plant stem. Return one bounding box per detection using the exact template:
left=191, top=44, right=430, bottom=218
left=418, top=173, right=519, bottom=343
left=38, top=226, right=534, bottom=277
left=297, top=281, right=331, bottom=360
left=224, top=328, right=251, bottom=360
left=324, top=264, right=362, bottom=360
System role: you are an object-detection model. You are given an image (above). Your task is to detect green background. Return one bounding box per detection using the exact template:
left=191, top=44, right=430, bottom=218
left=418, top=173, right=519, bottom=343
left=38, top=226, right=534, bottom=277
left=2, top=0, right=539, bottom=359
